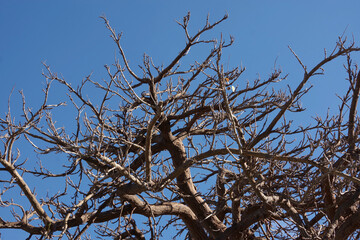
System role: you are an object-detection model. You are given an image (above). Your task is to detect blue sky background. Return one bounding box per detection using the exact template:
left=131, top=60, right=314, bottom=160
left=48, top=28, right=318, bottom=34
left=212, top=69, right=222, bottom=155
left=1, top=1, right=360, bottom=239
left=1, top=1, right=360, bottom=121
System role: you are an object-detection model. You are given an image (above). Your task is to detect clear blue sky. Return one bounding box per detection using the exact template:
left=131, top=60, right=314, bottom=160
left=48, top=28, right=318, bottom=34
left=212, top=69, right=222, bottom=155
left=1, top=1, right=360, bottom=117
left=1, top=1, right=360, bottom=238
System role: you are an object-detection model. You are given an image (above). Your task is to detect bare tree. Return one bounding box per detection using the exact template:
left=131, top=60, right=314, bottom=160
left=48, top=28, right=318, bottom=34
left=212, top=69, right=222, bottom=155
left=1, top=13, right=360, bottom=239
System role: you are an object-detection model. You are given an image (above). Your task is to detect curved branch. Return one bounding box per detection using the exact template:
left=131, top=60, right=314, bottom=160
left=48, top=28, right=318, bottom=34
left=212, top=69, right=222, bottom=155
left=248, top=44, right=360, bottom=148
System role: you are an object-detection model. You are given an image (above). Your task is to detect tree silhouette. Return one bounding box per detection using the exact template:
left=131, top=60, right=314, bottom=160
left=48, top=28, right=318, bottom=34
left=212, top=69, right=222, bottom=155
left=1, top=13, right=360, bottom=239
